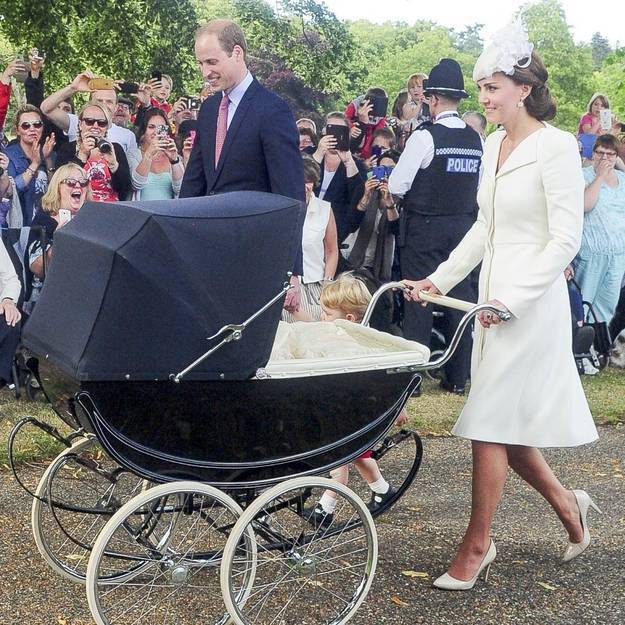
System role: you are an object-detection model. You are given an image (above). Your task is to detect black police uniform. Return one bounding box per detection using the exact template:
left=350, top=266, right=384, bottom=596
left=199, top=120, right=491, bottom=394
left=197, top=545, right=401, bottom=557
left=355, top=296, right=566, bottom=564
left=400, top=117, right=483, bottom=390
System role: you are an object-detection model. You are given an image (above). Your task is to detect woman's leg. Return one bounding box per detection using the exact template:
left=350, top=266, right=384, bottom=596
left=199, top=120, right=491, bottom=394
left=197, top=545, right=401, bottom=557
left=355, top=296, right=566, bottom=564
left=446, top=440, right=508, bottom=580
left=506, top=445, right=583, bottom=542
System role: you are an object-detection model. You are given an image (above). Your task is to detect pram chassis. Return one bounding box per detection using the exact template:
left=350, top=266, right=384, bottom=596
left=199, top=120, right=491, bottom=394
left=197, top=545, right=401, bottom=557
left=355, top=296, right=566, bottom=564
left=11, top=281, right=509, bottom=625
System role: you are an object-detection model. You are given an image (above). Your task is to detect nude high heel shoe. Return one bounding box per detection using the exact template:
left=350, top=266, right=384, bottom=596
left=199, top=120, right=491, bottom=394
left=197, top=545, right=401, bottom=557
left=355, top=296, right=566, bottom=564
left=562, top=489, right=602, bottom=563
left=433, top=540, right=496, bottom=591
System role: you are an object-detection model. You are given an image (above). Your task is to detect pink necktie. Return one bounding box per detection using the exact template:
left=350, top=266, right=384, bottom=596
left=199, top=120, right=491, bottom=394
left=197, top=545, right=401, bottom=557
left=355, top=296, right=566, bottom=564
left=215, top=93, right=229, bottom=168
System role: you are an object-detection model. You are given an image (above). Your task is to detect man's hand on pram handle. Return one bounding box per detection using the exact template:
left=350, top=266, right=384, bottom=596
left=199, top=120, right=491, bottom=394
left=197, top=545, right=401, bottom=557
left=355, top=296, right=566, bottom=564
left=283, top=275, right=301, bottom=314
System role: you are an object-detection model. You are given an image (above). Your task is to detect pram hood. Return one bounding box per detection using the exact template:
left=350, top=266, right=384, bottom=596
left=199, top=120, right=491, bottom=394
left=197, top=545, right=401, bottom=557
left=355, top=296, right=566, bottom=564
left=23, top=191, right=304, bottom=381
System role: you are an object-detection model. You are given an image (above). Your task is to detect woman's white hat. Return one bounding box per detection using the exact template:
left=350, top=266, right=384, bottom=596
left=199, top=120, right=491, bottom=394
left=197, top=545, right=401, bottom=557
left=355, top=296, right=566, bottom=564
left=473, top=22, right=534, bottom=82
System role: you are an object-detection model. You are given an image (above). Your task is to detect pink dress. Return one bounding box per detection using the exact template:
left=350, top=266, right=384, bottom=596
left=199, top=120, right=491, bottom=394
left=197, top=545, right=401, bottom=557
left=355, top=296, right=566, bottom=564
left=577, top=113, right=597, bottom=136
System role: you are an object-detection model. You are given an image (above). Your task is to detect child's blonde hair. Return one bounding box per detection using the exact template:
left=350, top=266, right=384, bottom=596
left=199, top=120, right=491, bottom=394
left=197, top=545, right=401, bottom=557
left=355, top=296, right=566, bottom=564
left=320, top=272, right=371, bottom=321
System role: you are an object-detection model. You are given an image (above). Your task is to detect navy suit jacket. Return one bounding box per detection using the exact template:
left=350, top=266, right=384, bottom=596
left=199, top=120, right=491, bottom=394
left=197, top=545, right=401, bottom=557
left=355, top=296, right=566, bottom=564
left=180, top=77, right=305, bottom=273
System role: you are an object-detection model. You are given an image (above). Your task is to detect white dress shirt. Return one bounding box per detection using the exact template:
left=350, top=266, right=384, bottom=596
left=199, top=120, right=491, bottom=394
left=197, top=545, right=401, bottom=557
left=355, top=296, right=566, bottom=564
left=224, top=71, right=254, bottom=129
left=388, top=110, right=468, bottom=198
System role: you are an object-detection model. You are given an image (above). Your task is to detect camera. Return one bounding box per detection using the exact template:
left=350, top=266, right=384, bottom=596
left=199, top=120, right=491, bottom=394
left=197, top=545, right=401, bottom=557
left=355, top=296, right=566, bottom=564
left=182, top=96, right=200, bottom=111
left=94, top=137, right=112, bottom=154
left=151, top=70, right=163, bottom=82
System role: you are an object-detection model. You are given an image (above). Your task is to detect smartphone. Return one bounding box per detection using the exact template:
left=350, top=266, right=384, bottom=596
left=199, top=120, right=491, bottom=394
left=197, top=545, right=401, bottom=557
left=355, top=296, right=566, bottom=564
left=372, top=165, right=394, bottom=181
left=156, top=124, right=169, bottom=137
left=13, top=55, right=28, bottom=82
left=151, top=70, right=163, bottom=82
left=31, top=48, right=45, bottom=61
left=189, top=130, right=197, bottom=145
left=326, top=124, right=350, bottom=151
left=118, top=81, right=139, bottom=94
left=58, top=209, right=72, bottom=224
left=368, top=95, right=388, bottom=118
left=599, top=109, right=612, bottom=132
left=88, top=77, right=115, bottom=91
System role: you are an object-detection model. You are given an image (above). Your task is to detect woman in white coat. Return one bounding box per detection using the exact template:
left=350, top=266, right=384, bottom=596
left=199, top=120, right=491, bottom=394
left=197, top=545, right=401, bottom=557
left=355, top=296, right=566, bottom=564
left=404, top=24, right=599, bottom=589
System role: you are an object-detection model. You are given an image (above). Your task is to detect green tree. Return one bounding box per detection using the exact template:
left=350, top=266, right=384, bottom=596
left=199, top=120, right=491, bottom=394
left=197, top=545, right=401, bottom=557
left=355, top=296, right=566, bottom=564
left=519, top=0, right=594, bottom=131
left=593, top=49, right=625, bottom=119
left=591, top=32, right=612, bottom=70
left=0, top=0, right=201, bottom=95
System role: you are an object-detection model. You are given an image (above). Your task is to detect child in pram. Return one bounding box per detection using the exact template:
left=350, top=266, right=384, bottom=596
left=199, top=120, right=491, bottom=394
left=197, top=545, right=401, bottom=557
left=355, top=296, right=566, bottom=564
left=298, top=272, right=408, bottom=526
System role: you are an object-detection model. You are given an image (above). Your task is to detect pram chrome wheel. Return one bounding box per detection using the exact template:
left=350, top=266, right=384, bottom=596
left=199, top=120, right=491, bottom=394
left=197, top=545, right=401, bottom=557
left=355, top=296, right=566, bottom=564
left=221, top=476, right=377, bottom=625
left=32, top=436, right=150, bottom=583
left=86, top=481, right=255, bottom=625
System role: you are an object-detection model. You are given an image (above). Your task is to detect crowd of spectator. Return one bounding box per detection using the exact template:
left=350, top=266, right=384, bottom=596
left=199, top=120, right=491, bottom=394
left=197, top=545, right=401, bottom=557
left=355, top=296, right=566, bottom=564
left=0, top=47, right=624, bottom=390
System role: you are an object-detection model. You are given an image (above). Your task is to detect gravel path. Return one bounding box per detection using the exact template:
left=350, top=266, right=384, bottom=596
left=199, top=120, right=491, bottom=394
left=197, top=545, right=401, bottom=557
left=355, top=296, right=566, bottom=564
left=1, top=424, right=623, bottom=625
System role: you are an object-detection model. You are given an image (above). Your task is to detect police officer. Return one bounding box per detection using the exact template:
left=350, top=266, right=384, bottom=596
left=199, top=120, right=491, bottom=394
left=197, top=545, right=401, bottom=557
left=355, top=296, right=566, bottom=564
left=389, top=58, right=482, bottom=394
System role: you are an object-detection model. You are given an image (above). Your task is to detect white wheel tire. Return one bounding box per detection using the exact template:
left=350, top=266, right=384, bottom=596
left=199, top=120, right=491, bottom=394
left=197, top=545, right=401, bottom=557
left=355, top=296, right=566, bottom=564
left=220, top=476, right=378, bottom=625
left=86, top=481, right=249, bottom=625
left=31, top=436, right=93, bottom=583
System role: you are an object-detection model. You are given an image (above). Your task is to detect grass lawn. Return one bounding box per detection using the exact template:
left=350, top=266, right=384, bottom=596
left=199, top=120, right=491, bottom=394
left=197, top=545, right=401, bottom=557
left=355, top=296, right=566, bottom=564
left=0, top=367, right=624, bottom=468
left=407, top=366, right=625, bottom=433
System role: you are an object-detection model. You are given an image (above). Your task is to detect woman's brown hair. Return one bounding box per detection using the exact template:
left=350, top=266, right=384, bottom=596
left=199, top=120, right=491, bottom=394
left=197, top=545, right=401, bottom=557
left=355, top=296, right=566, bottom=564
left=510, top=51, right=556, bottom=121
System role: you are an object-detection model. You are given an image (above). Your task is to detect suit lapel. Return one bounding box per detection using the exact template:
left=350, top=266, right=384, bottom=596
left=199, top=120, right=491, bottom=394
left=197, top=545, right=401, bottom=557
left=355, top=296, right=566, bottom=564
left=212, top=80, right=259, bottom=183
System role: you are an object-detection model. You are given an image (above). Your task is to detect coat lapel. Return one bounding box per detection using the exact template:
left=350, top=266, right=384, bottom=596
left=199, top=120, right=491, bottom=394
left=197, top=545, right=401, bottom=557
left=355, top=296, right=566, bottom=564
left=495, top=127, right=544, bottom=179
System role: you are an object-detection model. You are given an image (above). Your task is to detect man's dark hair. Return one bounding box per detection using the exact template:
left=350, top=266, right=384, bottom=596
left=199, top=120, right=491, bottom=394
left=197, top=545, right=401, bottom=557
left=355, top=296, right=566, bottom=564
left=593, top=134, right=620, bottom=154
left=365, top=87, right=387, bottom=99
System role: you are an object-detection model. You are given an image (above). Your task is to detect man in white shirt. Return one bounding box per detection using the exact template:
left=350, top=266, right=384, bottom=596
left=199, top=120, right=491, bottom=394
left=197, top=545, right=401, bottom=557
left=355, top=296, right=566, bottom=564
left=41, top=74, right=137, bottom=154
left=389, top=58, right=483, bottom=395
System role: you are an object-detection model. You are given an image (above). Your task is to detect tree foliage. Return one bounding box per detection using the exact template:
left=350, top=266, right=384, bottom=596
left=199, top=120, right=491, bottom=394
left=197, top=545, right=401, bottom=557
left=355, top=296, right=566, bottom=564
left=0, top=0, right=622, bottom=131
left=0, top=1, right=201, bottom=95
left=591, top=32, right=612, bottom=70
left=518, top=0, right=594, bottom=130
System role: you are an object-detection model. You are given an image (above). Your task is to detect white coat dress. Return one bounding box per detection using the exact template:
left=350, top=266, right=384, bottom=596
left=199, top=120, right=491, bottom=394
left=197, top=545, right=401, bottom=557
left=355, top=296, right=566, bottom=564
left=429, top=124, right=598, bottom=447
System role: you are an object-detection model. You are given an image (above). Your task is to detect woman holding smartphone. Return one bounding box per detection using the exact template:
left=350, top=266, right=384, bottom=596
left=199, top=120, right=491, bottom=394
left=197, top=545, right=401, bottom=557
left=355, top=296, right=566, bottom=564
left=27, top=163, right=89, bottom=306
left=129, top=109, right=184, bottom=200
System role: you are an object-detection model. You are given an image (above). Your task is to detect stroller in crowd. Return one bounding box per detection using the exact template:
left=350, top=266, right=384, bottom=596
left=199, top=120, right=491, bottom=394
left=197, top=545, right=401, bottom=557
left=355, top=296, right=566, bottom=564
left=8, top=192, right=508, bottom=625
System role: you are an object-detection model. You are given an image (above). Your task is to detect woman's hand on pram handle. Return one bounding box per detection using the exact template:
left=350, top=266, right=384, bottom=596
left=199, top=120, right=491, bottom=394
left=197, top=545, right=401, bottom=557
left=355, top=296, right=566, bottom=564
left=400, top=279, right=441, bottom=305
left=477, top=299, right=510, bottom=329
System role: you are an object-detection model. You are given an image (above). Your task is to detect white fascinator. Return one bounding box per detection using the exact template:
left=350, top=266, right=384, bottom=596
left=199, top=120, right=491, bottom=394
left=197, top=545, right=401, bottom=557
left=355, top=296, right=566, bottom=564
left=473, top=21, right=534, bottom=82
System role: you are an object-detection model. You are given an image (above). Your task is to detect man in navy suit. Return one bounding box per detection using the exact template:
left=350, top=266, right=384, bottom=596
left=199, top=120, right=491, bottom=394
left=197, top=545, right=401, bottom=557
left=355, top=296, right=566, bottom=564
left=181, top=20, right=305, bottom=308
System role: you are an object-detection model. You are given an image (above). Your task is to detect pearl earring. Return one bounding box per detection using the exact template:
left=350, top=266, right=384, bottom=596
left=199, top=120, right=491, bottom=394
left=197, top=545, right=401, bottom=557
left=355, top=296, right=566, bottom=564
left=518, top=99, right=525, bottom=108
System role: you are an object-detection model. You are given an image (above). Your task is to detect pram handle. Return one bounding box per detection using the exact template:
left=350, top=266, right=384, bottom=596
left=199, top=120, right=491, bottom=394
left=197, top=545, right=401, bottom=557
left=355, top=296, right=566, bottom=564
left=362, top=282, right=511, bottom=326
left=417, top=290, right=474, bottom=313
left=361, top=281, right=513, bottom=373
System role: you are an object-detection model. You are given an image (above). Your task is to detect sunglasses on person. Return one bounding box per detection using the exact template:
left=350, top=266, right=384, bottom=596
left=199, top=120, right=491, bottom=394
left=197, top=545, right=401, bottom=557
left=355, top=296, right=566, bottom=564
left=594, top=149, right=618, bottom=158
left=81, top=117, right=108, bottom=128
left=19, top=120, right=44, bottom=130
left=61, top=177, right=89, bottom=188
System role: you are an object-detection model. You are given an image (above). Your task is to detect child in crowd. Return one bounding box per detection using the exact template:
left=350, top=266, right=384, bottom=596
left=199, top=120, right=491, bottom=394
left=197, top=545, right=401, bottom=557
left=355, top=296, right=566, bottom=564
left=305, top=272, right=407, bottom=527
